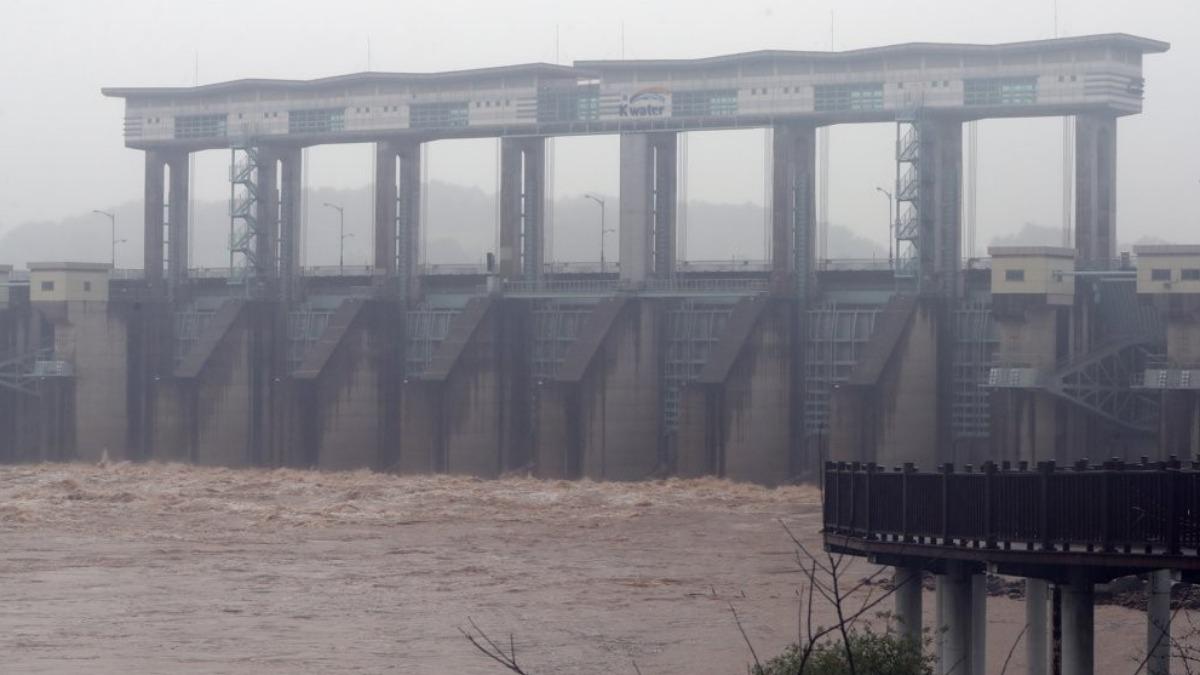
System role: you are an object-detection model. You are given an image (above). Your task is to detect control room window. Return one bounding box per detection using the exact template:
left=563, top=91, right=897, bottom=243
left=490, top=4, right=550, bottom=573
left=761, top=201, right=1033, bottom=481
left=1182, top=269, right=1200, bottom=281
left=1151, top=269, right=1172, bottom=282
left=40, top=281, right=54, bottom=291
left=1005, top=269, right=1025, bottom=282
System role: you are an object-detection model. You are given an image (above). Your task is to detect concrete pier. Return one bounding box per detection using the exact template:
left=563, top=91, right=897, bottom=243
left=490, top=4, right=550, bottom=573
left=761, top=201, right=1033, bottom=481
left=941, top=562, right=974, bottom=675
left=619, top=132, right=676, bottom=286
left=892, top=565, right=923, bottom=644
left=1062, top=571, right=1095, bottom=675
left=500, top=137, right=546, bottom=280
left=374, top=140, right=422, bottom=300
left=1026, top=578, right=1049, bottom=675
left=1147, top=569, right=1172, bottom=675
left=1075, top=113, right=1118, bottom=267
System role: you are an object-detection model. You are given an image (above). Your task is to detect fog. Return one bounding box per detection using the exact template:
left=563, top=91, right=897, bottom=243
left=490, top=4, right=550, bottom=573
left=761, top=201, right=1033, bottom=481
left=0, top=0, right=1197, bottom=266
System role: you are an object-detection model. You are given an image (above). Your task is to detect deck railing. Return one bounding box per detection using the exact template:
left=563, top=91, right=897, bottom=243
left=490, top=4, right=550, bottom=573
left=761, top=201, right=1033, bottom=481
left=823, top=458, right=1200, bottom=556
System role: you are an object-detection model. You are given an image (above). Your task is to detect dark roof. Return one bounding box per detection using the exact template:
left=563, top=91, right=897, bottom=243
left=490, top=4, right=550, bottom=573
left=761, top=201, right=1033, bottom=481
left=103, top=34, right=1168, bottom=100
left=102, top=63, right=581, bottom=99
left=576, top=33, right=1169, bottom=70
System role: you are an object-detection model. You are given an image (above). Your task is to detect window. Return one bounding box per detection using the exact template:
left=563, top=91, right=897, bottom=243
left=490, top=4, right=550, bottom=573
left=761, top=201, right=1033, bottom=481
left=536, top=83, right=600, bottom=123
left=1005, top=269, right=1025, bottom=282
left=1151, top=269, right=1172, bottom=282
left=174, top=113, right=227, bottom=139
left=409, top=101, right=470, bottom=128
left=1183, top=269, right=1200, bottom=281
left=40, top=281, right=54, bottom=291
left=814, top=83, right=884, bottom=112
left=672, top=89, right=738, bottom=117
left=964, top=77, right=1038, bottom=106
left=83, top=281, right=92, bottom=292
left=288, top=108, right=346, bottom=134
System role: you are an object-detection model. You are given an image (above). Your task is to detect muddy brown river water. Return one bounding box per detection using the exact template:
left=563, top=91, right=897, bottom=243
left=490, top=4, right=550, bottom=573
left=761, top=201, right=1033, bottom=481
left=0, top=463, right=1191, bottom=673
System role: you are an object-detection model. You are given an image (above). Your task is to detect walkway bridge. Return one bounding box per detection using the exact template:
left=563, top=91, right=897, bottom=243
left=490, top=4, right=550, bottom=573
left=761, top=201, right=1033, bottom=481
left=823, top=459, right=1200, bottom=675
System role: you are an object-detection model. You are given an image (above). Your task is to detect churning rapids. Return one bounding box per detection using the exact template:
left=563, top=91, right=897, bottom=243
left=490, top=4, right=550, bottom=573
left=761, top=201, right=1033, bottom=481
left=0, top=463, right=1185, bottom=673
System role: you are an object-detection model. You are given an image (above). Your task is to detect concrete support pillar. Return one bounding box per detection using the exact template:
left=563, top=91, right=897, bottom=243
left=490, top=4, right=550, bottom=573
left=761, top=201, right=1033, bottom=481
left=374, top=141, right=398, bottom=275
left=652, top=132, right=677, bottom=278
left=255, top=152, right=279, bottom=279
left=770, top=123, right=816, bottom=296
left=619, top=132, right=676, bottom=285
left=143, top=151, right=166, bottom=288
left=373, top=141, right=421, bottom=301
left=936, top=575, right=946, bottom=675
left=971, top=573, right=987, bottom=675
left=1062, top=571, right=1095, bottom=675
left=278, top=147, right=303, bottom=300
left=1074, top=113, right=1117, bottom=267
left=166, top=153, right=190, bottom=293
left=1147, top=569, right=1172, bottom=675
left=940, top=563, right=974, bottom=675
left=893, top=565, right=924, bottom=644
left=1026, top=578, right=1049, bottom=675
left=916, top=117, right=962, bottom=297
left=499, top=137, right=546, bottom=280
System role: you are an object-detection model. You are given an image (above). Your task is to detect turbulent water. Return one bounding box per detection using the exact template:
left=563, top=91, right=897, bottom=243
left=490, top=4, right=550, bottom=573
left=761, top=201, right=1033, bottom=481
left=0, top=463, right=1185, bottom=673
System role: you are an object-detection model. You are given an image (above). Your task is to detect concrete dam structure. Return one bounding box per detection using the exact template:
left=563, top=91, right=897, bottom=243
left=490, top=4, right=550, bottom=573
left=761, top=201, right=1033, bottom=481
left=0, top=34, right=1183, bottom=486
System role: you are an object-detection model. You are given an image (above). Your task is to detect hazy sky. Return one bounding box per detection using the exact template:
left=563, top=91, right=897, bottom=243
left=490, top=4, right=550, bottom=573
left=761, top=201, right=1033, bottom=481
left=1, top=0, right=1197, bottom=260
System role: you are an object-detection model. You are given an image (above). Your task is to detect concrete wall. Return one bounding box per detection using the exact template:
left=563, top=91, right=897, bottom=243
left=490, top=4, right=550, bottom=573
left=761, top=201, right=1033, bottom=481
left=675, top=297, right=793, bottom=485
left=294, top=300, right=396, bottom=471
left=29, top=269, right=110, bottom=303
left=49, top=301, right=129, bottom=461
left=396, top=381, right=440, bottom=473
left=830, top=296, right=942, bottom=469
left=719, top=301, right=792, bottom=484
left=576, top=299, right=661, bottom=480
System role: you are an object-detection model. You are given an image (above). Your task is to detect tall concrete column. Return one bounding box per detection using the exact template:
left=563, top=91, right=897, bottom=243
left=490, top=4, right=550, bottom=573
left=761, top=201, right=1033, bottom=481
left=936, top=576, right=946, bottom=675
left=1062, top=571, right=1094, bottom=675
left=940, top=562, right=975, bottom=675
left=652, top=132, right=677, bottom=278
left=916, top=117, right=963, bottom=297
left=143, top=151, right=166, bottom=288
left=499, top=137, right=545, bottom=280
left=373, top=141, right=421, bottom=301
left=1026, top=578, right=1049, bottom=675
left=1147, top=569, right=1172, bottom=675
left=770, top=123, right=816, bottom=296
left=278, top=147, right=303, bottom=300
left=374, top=141, right=399, bottom=276
left=893, top=565, right=924, bottom=643
left=619, top=132, right=676, bottom=285
left=255, top=151, right=279, bottom=279
left=166, top=153, right=190, bottom=293
left=1075, top=113, right=1118, bottom=267
left=971, top=573, right=987, bottom=675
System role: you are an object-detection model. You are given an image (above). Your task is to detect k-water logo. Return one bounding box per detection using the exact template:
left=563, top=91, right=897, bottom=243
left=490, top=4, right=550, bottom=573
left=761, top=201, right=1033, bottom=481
left=619, top=87, right=670, bottom=117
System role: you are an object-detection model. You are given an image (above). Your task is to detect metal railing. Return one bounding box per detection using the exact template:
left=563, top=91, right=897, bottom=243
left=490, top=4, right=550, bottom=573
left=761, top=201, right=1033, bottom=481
left=823, top=458, right=1200, bottom=557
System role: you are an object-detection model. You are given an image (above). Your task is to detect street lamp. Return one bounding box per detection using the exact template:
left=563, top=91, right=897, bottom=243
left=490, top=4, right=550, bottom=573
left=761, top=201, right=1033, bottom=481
left=583, top=193, right=611, bottom=273
left=92, top=209, right=117, bottom=267
left=323, top=202, right=346, bottom=276
left=875, top=187, right=894, bottom=269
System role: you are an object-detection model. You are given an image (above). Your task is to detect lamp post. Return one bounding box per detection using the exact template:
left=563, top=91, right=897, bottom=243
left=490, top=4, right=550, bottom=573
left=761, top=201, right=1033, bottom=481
left=875, top=187, right=894, bottom=269
left=92, top=209, right=117, bottom=267
left=323, top=202, right=346, bottom=276
left=584, top=193, right=608, bottom=273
